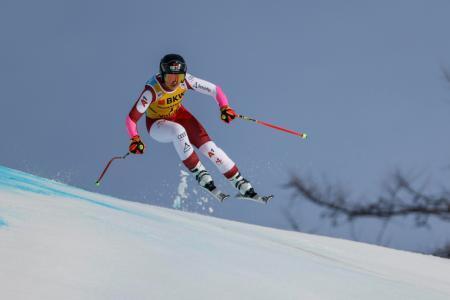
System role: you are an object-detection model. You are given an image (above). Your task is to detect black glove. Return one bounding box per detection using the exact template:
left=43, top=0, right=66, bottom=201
left=129, top=135, right=145, bottom=154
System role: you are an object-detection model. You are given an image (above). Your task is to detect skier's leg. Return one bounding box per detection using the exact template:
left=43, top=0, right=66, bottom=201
left=149, top=119, right=196, bottom=165
left=174, top=107, right=256, bottom=197
left=198, top=141, right=235, bottom=175
left=198, top=141, right=256, bottom=197
left=149, top=119, right=214, bottom=189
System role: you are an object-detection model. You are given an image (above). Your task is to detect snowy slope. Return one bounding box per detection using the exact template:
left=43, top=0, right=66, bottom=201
left=1, top=165, right=450, bottom=300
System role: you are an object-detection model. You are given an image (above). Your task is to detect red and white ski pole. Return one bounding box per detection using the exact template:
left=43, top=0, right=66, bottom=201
left=95, top=152, right=130, bottom=186
left=237, top=114, right=308, bottom=139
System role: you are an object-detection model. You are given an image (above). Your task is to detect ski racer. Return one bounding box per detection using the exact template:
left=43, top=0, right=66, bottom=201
left=125, top=54, right=269, bottom=202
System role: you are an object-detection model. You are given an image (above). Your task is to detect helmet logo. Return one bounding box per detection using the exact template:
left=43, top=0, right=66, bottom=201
left=169, top=63, right=182, bottom=72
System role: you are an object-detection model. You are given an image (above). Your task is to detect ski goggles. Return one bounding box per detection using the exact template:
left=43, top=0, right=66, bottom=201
left=163, top=73, right=185, bottom=82
left=161, top=61, right=187, bottom=74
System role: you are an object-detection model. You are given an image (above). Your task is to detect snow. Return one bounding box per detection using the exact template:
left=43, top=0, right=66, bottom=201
left=172, top=170, right=189, bottom=209
left=1, top=165, right=450, bottom=300
left=172, top=169, right=214, bottom=213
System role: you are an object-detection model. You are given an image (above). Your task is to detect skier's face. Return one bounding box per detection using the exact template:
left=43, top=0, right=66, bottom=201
left=163, top=73, right=185, bottom=90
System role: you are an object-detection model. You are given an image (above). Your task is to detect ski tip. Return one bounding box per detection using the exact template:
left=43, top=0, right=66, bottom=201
left=95, top=181, right=100, bottom=187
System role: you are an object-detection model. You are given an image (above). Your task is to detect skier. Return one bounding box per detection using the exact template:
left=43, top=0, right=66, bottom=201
left=125, top=54, right=270, bottom=202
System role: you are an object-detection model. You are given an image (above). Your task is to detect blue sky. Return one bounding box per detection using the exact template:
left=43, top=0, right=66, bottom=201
left=1, top=0, right=450, bottom=252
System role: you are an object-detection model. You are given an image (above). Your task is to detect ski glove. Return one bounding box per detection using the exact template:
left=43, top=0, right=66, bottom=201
left=129, top=135, right=145, bottom=154
left=220, top=105, right=237, bottom=124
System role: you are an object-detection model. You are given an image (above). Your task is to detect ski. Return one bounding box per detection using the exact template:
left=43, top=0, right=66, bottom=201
left=202, top=186, right=230, bottom=202
left=235, top=194, right=274, bottom=204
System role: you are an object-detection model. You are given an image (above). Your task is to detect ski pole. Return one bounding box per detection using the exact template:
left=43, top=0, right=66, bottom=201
left=237, top=114, right=308, bottom=139
left=95, top=152, right=130, bottom=186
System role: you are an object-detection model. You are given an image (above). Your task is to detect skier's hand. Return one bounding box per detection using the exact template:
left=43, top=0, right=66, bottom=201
left=220, top=105, right=237, bottom=124
left=129, top=135, right=145, bottom=154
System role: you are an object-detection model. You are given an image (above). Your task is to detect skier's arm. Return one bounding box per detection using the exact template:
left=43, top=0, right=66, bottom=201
left=126, top=86, right=155, bottom=138
left=184, top=73, right=236, bottom=123
left=184, top=73, right=230, bottom=108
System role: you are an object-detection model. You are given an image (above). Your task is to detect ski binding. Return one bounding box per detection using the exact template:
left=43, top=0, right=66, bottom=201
left=203, top=187, right=230, bottom=202
left=235, top=193, right=274, bottom=204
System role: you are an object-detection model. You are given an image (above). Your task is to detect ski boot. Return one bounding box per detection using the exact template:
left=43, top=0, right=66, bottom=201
left=190, top=162, right=229, bottom=202
left=229, top=172, right=273, bottom=204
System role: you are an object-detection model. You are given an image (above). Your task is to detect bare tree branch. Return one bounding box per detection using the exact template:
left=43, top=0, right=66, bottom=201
left=281, top=198, right=302, bottom=231
left=433, top=242, right=450, bottom=259
left=281, top=66, right=450, bottom=256
left=284, top=170, right=450, bottom=228
left=376, top=219, right=390, bottom=245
